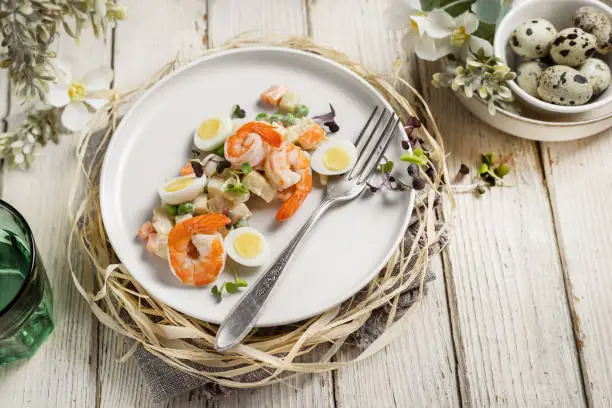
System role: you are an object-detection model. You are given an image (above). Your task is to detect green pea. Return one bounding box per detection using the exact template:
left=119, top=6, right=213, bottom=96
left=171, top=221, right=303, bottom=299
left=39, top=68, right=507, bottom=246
left=177, top=202, right=194, bottom=215
left=165, top=205, right=178, bottom=217
left=269, top=114, right=281, bottom=123
left=279, top=113, right=295, bottom=127
left=255, top=113, right=268, bottom=121
left=295, top=104, right=309, bottom=118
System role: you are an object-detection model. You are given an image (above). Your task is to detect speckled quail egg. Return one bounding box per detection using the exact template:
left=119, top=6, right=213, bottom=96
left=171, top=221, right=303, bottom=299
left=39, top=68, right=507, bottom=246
left=516, top=61, right=549, bottom=97
left=158, top=175, right=207, bottom=205
left=550, top=27, right=598, bottom=67
left=310, top=139, right=357, bottom=176
left=574, top=6, right=612, bottom=55
left=578, top=58, right=611, bottom=95
left=537, top=65, right=593, bottom=106
left=509, top=19, right=557, bottom=59
left=224, top=227, right=270, bottom=267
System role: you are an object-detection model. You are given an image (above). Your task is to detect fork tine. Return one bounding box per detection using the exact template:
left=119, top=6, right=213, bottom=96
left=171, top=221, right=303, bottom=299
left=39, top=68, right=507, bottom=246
left=348, top=108, right=392, bottom=179
left=357, top=116, right=401, bottom=184
left=354, top=106, right=380, bottom=148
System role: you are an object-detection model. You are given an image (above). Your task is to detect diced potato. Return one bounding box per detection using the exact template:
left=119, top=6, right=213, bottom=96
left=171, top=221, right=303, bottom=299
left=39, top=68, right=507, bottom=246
left=207, top=194, right=233, bottom=213
left=224, top=188, right=250, bottom=204
left=175, top=213, right=193, bottom=224
left=243, top=171, right=276, bottom=203
left=206, top=176, right=226, bottom=197
left=228, top=203, right=252, bottom=224
left=154, top=235, right=168, bottom=259
left=152, top=207, right=173, bottom=235
left=192, top=195, right=208, bottom=215
left=279, top=90, right=300, bottom=113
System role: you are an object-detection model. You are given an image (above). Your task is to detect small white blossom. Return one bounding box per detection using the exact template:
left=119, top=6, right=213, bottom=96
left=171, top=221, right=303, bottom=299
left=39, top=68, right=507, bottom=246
left=47, top=60, right=114, bottom=132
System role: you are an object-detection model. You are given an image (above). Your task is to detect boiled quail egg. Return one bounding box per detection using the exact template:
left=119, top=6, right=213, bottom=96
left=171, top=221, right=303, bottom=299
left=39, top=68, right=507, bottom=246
left=193, top=116, right=233, bottom=151
left=579, top=58, right=611, bottom=95
left=509, top=19, right=557, bottom=59
left=310, top=139, right=357, bottom=176
left=158, top=175, right=207, bottom=205
left=574, top=6, right=612, bottom=55
left=550, top=27, right=597, bottom=67
left=224, top=227, right=270, bottom=267
left=537, top=65, right=593, bottom=106
left=516, top=61, right=549, bottom=97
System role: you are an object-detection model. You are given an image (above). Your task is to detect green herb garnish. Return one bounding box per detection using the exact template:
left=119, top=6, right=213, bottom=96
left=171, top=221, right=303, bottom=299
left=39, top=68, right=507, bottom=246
left=280, top=113, right=296, bottom=127
left=255, top=113, right=268, bottom=121
left=400, top=152, right=428, bottom=166
left=379, top=161, right=394, bottom=174
left=213, top=145, right=225, bottom=157
left=241, top=162, right=253, bottom=175
left=232, top=104, right=246, bottom=119
left=224, top=182, right=249, bottom=194
left=210, top=276, right=248, bottom=301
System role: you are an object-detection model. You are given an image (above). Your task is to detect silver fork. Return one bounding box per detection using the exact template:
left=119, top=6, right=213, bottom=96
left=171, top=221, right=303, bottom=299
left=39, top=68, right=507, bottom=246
left=214, top=106, right=400, bottom=352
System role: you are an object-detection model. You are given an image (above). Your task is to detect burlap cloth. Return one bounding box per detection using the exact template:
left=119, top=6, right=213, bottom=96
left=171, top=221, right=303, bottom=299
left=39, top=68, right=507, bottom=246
left=132, top=196, right=445, bottom=402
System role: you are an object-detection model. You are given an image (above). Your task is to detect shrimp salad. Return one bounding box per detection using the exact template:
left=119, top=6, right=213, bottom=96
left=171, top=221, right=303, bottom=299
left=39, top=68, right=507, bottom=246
left=138, top=85, right=357, bottom=288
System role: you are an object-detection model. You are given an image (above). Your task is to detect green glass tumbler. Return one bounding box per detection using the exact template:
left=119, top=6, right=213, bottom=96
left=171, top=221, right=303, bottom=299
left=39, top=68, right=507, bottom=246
left=0, top=200, right=54, bottom=365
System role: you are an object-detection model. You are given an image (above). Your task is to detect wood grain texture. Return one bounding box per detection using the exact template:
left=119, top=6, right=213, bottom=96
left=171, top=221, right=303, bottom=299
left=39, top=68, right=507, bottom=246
left=542, top=133, right=612, bottom=406
left=97, top=1, right=208, bottom=407
left=417, top=62, right=585, bottom=406
left=308, top=0, right=459, bottom=406
left=0, top=31, right=111, bottom=407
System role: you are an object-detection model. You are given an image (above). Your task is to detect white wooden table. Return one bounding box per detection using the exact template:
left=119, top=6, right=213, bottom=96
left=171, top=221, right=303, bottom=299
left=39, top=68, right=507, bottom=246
left=1, top=1, right=610, bottom=406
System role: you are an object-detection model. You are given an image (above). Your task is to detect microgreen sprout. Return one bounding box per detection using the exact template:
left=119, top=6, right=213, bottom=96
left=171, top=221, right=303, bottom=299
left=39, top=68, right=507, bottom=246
left=224, top=182, right=249, bottom=194
left=210, top=273, right=249, bottom=301
left=241, top=162, right=253, bottom=175
left=213, top=144, right=225, bottom=157
left=190, top=160, right=204, bottom=177
left=255, top=113, right=268, bottom=121
left=231, top=104, right=246, bottom=119
left=451, top=153, right=513, bottom=196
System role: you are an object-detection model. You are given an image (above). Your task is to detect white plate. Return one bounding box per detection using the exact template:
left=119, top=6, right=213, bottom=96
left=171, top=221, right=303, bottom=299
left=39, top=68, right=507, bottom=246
left=100, top=47, right=414, bottom=326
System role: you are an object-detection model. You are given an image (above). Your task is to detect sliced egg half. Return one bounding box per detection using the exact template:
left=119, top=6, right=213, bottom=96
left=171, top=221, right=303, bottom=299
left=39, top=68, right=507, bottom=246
left=193, top=116, right=233, bottom=151
left=158, top=175, right=207, bottom=205
left=224, top=227, right=270, bottom=267
left=310, top=139, right=357, bottom=176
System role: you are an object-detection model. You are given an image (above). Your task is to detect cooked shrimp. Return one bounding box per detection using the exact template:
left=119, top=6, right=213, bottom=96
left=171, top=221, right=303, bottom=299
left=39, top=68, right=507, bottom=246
left=138, top=221, right=168, bottom=258
left=260, top=85, right=287, bottom=105
left=180, top=162, right=194, bottom=176
left=287, top=118, right=327, bottom=150
left=265, top=142, right=312, bottom=220
left=224, top=121, right=283, bottom=168
left=167, top=213, right=230, bottom=286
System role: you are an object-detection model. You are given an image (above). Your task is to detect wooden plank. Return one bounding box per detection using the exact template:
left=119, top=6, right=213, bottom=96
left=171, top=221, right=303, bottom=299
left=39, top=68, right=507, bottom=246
left=416, top=60, right=586, bottom=405
left=308, top=1, right=459, bottom=406
left=0, top=31, right=110, bottom=407
left=97, top=1, right=208, bottom=407
left=541, top=133, right=612, bottom=406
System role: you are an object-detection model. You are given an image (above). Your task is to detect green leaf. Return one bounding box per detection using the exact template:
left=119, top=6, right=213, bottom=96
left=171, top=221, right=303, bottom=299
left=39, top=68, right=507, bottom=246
left=225, top=282, right=238, bottom=294
left=232, top=104, right=246, bottom=119
left=481, top=152, right=495, bottom=166
left=494, top=164, right=509, bottom=178
left=213, top=145, right=225, bottom=157
left=241, top=162, right=252, bottom=175
left=211, top=285, right=223, bottom=301
left=473, top=21, right=496, bottom=44
left=478, top=163, right=488, bottom=174
left=224, top=182, right=249, bottom=194
left=400, top=153, right=428, bottom=166
left=380, top=161, right=394, bottom=174
left=471, top=0, right=502, bottom=24
left=234, top=278, right=248, bottom=288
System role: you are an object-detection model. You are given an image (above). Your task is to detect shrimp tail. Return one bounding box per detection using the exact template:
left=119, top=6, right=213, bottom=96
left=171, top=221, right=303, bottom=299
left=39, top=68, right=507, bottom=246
left=275, top=172, right=312, bottom=221
left=236, top=122, right=283, bottom=148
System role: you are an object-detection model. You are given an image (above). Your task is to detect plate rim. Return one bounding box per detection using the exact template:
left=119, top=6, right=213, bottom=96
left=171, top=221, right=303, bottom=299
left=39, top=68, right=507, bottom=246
left=100, top=46, right=415, bottom=326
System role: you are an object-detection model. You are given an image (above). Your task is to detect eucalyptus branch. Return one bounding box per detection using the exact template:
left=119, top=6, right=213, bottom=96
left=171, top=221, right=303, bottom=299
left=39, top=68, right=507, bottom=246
left=0, top=1, right=126, bottom=99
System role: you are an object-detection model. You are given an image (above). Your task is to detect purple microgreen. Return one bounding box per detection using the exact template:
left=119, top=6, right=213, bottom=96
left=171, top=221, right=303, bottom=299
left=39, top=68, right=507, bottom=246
left=459, top=163, right=470, bottom=175
left=412, top=176, right=426, bottom=190
left=312, top=103, right=336, bottom=122
left=407, top=163, right=418, bottom=176
left=190, top=160, right=204, bottom=177
left=323, top=120, right=339, bottom=133
left=231, top=104, right=246, bottom=119
left=401, top=140, right=410, bottom=150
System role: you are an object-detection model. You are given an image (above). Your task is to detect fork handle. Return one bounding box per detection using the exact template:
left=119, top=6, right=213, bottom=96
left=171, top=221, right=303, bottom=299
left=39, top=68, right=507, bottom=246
left=215, top=199, right=335, bottom=351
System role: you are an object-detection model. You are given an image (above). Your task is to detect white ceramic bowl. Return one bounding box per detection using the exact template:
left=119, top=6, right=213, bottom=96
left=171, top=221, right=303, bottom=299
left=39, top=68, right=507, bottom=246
left=494, top=0, right=612, bottom=115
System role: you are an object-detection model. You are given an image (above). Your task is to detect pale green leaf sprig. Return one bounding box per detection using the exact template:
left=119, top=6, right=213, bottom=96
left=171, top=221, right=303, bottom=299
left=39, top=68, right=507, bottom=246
left=0, top=108, right=61, bottom=169
left=0, top=0, right=126, bottom=99
left=432, top=48, right=518, bottom=115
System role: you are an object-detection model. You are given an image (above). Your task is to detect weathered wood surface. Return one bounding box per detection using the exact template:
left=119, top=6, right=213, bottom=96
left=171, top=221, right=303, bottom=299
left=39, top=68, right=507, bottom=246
left=1, top=0, right=611, bottom=407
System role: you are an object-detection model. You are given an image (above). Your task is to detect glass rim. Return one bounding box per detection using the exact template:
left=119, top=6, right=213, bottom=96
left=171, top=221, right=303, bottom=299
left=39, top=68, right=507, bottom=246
left=0, top=199, right=36, bottom=317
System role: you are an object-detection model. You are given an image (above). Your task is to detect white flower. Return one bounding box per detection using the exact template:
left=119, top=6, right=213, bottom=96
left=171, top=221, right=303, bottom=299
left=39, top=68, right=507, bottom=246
left=47, top=60, right=113, bottom=132
left=427, top=10, right=493, bottom=58
left=387, top=0, right=453, bottom=61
